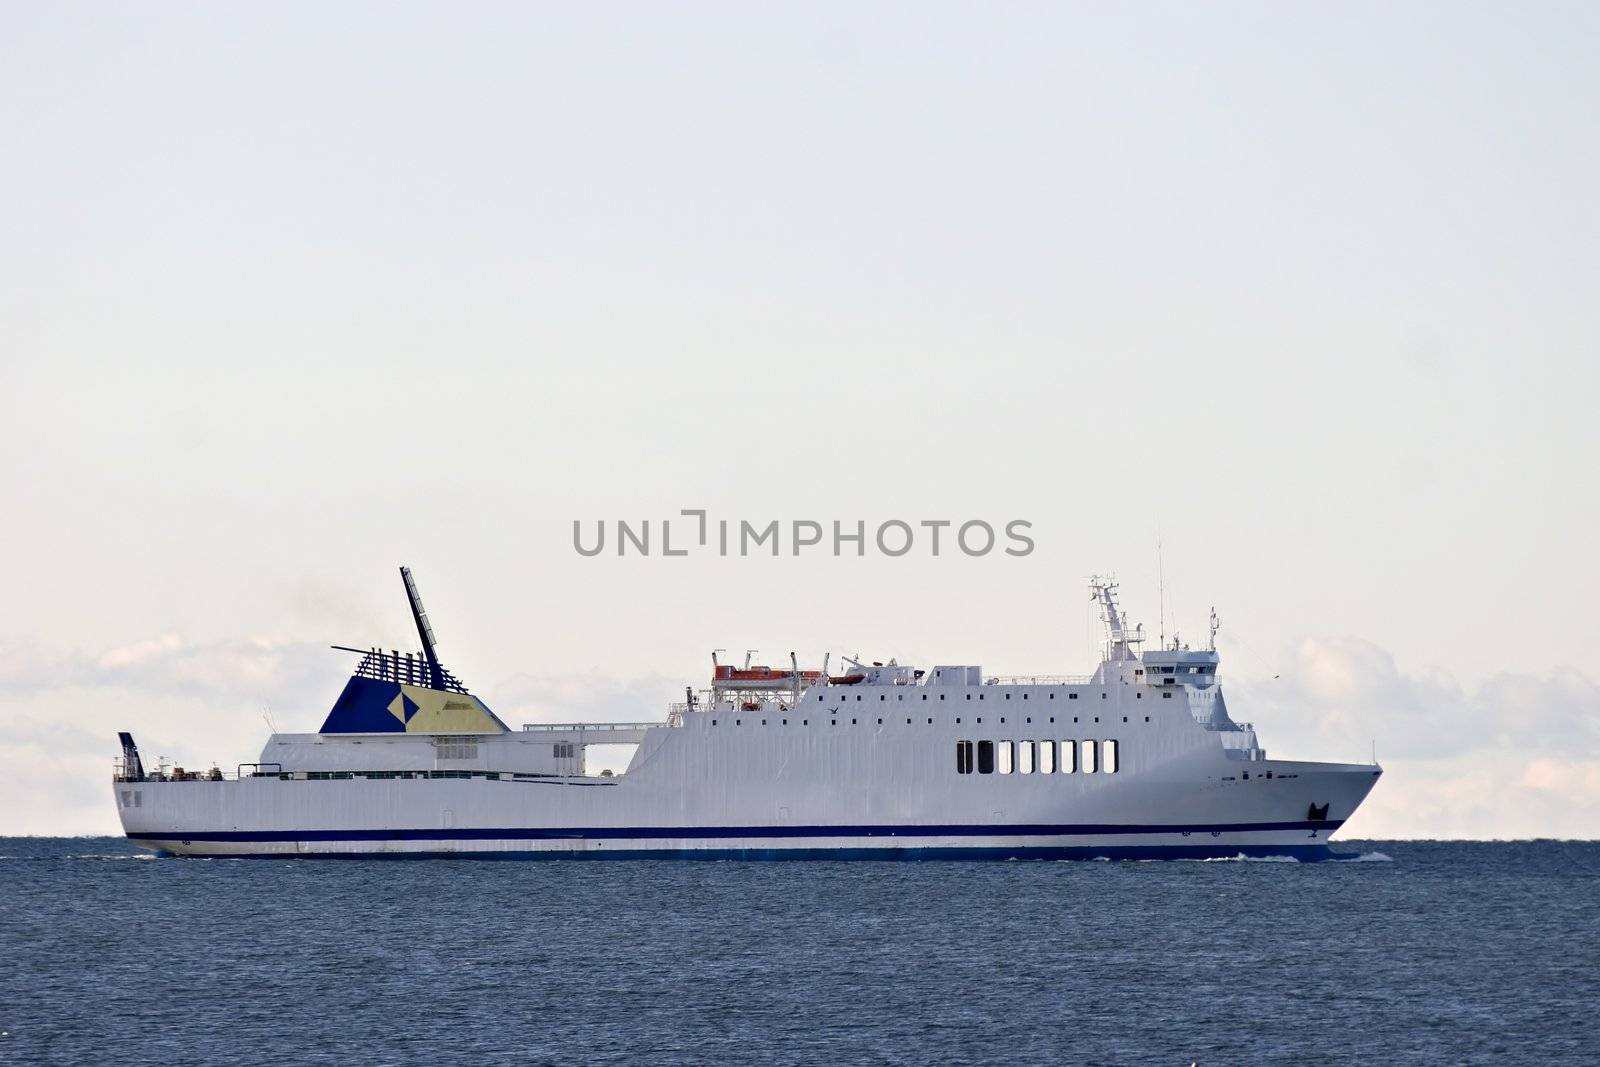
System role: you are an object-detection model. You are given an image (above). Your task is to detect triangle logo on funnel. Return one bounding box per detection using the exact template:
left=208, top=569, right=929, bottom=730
left=387, top=691, right=420, bottom=725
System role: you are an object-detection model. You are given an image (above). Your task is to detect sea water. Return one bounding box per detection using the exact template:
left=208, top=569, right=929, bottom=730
left=1, top=839, right=1596, bottom=1064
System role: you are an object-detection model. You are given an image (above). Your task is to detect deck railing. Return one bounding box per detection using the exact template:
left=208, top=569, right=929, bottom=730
left=986, top=675, right=1094, bottom=686
left=519, top=721, right=672, bottom=733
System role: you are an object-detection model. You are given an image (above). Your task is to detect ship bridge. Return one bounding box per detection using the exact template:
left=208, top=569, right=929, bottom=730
left=1139, top=648, right=1219, bottom=688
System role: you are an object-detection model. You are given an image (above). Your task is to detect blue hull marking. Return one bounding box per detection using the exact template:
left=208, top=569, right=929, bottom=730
left=130, top=843, right=1348, bottom=862
left=130, top=819, right=1341, bottom=846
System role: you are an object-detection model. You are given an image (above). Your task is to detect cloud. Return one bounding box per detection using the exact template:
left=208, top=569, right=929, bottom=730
left=0, top=635, right=340, bottom=835
left=5, top=629, right=1597, bottom=839
left=1, top=634, right=331, bottom=704
left=490, top=669, right=679, bottom=726
left=1230, top=636, right=1600, bottom=839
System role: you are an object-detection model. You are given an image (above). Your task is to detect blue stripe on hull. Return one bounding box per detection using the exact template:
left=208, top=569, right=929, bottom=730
left=129, top=819, right=1341, bottom=849
left=137, top=843, right=1346, bottom=862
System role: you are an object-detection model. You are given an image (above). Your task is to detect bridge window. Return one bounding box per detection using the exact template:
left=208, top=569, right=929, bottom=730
left=956, top=740, right=974, bottom=774
left=1104, top=739, right=1120, bottom=773
left=977, top=740, right=995, bottom=774
left=998, top=741, right=1014, bottom=774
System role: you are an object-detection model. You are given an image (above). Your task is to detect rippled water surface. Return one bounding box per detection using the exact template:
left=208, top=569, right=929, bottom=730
left=2, top=839, right=1597, bottom=1064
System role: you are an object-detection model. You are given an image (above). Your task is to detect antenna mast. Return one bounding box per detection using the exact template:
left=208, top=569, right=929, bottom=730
left=400, top=565, right=444, bottom=689
left=1157, top=535, right=1166, bottom=649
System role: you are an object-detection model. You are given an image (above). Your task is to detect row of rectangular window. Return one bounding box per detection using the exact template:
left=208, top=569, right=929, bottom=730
left=710, top=715, right=1152, bottom=726
left=955, top=739, right=1119, bottom=775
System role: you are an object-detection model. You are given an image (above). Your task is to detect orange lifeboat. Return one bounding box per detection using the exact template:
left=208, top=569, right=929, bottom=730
left=712, top=665, right=825, bottom=690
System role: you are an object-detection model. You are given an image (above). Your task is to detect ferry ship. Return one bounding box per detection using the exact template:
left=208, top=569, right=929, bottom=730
left=113, top=568, right=1382, bottom=860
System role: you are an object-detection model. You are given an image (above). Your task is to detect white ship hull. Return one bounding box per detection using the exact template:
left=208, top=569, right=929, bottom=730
left=117, top=720, right=1379, bottom=861
left=112, top=571, right=1382, bottom=861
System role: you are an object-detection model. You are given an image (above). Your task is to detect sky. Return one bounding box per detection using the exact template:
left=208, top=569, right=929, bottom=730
left=2, top=2, right=1597, bottom=838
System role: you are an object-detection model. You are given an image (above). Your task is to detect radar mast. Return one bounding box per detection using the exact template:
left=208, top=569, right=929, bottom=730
left=1089, top=576, right=1144, bottom=662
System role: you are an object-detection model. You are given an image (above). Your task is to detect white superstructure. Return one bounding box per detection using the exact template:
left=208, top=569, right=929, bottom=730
left=113, top=570, right=1382, bottom=860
